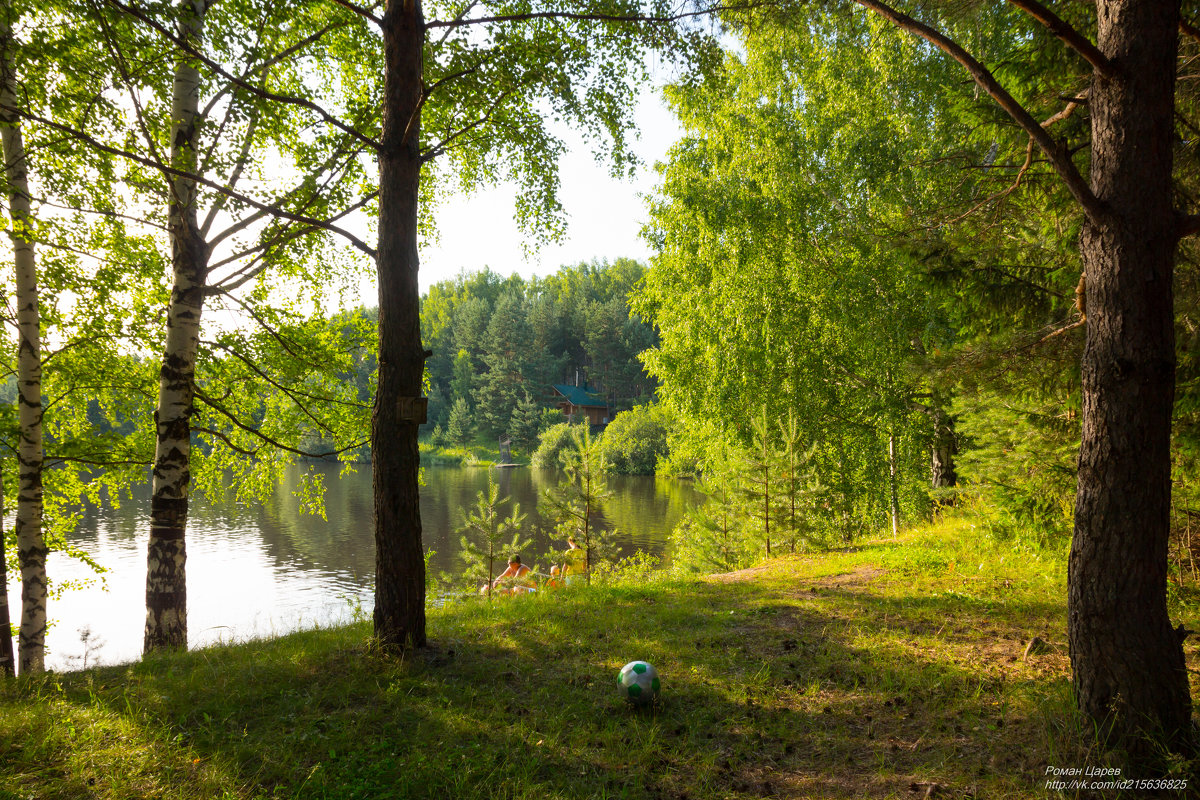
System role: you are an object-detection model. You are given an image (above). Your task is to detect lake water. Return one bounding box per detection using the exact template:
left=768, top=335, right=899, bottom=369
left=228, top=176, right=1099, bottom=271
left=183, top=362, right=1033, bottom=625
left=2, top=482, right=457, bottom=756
left=5, top=464, right=700, bottom=671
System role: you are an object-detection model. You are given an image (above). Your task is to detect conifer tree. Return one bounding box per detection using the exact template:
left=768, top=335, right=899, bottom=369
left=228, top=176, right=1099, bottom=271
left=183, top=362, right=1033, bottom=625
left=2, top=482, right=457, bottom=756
left=508, top=391, right=543, bottom=454
left=457, top=475, right=528, bottom=598
left=673, top=443, right=753, bottom=572
left=542, top=426, right=612, bottom=585
left=738, top=408, right=785, bottom=558
left=774, top=409, right=821, bottom=552
left=446, top=396, right=473, bottom=446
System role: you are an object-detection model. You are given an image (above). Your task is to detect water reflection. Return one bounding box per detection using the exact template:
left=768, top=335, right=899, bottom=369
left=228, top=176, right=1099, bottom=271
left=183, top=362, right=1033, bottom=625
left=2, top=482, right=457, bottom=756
left=6, top=464, right=698, bottom=671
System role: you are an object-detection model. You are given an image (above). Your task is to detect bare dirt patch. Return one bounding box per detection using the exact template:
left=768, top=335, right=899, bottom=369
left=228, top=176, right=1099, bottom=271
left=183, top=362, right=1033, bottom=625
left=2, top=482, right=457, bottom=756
left=705, top=562, right=884, bottom=589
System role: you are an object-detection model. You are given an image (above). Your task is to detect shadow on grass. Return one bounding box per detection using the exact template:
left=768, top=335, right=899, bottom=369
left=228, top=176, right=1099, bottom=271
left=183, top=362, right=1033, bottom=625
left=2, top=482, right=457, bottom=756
left=2, top=576, right=1080, bottom=799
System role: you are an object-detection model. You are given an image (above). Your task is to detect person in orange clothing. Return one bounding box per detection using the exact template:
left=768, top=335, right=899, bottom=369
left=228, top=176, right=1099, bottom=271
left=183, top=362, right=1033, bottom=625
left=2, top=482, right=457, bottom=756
left=492, top=554, right=534, bottom=594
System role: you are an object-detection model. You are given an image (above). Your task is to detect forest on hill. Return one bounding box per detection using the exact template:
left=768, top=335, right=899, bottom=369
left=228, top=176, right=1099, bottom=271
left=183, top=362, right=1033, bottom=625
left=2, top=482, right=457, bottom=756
left=418, top=260, right=658, bottom=450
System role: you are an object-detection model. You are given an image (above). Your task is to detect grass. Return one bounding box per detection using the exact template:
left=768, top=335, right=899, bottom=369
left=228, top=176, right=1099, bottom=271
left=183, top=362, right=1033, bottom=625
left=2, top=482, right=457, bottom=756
left=419, top=439, right=511, bottom=467
left=2, top=517, right=1198, bottom=799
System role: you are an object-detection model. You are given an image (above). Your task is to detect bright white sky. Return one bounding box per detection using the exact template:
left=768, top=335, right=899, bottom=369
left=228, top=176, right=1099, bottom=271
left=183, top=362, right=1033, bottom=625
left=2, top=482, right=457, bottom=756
left=409, top=86, right=683, bottom=295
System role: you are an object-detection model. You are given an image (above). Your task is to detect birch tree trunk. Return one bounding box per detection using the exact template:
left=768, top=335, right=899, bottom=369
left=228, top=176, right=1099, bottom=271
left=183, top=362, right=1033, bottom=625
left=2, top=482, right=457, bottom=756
left=372, top=0, right=427, bottom=649
left=144, top=0, right=209, bottom=652
left=929, top=405, right=956, bottom=493
left=0, top=461, right=14, bottom=676
left=0, top=6, right=45, bottom=675
left=887, top=432, right=899, bottom=538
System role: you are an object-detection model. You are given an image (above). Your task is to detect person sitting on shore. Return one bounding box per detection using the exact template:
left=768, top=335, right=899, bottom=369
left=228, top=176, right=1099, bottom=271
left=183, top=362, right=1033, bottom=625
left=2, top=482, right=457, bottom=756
left=492, top=555, right=534, bottom=594
left=560, top=537, right=587, bottom=586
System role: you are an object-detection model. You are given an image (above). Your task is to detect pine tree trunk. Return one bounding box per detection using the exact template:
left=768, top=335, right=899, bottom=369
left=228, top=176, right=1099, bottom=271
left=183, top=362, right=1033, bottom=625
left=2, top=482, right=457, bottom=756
left=144, top=0, right=208, bottom=652
left=1069, top=0, right=1192, bottom=761
left=372, top=0, right=427, bottom=649
left=1, top=12, right=46, bottom=675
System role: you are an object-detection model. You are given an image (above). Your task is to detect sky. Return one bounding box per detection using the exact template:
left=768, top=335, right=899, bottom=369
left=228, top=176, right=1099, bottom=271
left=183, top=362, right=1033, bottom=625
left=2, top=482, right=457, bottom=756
left=409, top=86, right=684, bottom=295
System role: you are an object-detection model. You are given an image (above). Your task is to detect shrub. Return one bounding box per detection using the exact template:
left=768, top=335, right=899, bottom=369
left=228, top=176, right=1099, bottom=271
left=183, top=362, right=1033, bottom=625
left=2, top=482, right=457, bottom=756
left=531, top=422, right=587, bottom=469
left=599, top=404, right=669, bottom=475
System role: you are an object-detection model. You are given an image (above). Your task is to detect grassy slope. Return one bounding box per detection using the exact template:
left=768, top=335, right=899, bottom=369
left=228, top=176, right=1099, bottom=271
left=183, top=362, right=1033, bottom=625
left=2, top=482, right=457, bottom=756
left=2, top=519, right=1197, bottom=799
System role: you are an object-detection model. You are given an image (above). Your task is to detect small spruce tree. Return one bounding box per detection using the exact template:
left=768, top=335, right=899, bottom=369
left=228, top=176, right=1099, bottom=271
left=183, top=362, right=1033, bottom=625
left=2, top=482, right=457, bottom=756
left=542, top=426, right=611, bottom=585
left=738, top=408, right=785, bottom=558
left=671, top=444, right=755, bottom=573
left=457, top=474, right=529, bottom=598
left=508, top=391, right=543, bottom=454
left=446, top=396, right=474, bottom=445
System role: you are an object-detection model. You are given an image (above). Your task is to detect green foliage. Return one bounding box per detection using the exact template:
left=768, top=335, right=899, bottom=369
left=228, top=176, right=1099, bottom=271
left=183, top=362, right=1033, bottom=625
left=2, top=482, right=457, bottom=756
left=530, top=421, right=587, bottom=469
left=421, top=262, right=658, bottom=443
left=507, top=392, right=543, bottom=454
left=456, top=475, right=530, bottom=598
left=446, top=397, right=474, bottom=447
left=541, top=426, right=613, bottom=584
left=669, top=452, right=758, bottom=574
left=634, top=15, right=951, bottom=535
left=669, top=409, right=828, bottom=575
left=599, top=404, right=670, bottom=475
left=953, top=390, right=1078, bottom=548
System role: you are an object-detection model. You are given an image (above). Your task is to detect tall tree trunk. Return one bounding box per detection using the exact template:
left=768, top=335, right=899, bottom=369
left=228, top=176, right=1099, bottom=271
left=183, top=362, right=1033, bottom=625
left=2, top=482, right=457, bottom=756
left=929, top=396, right=956, bottom=495
left=887, top=431, right=899, bottom=538
left=0, top=10, right=45, bottom=676
left=373, top=0, right=426, bottom=649
left=1069, top=0, right=1191, bottom=761
left=144, top=0, right=208, bottom=652
left=0, top=460, right=14, bottom=677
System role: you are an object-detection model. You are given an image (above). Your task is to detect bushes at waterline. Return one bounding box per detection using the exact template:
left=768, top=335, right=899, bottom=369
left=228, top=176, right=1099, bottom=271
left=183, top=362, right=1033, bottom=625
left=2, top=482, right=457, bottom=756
left=599, top=404, right=669, bottom=475
left=531, top=422, right=588, bottom=468
left=533, top=405, right=669, bottom=475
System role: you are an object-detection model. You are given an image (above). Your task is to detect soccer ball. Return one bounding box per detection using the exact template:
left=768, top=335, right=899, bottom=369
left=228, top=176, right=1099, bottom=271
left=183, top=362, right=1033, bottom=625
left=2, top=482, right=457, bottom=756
left=618, top=660, right=660, bottom=706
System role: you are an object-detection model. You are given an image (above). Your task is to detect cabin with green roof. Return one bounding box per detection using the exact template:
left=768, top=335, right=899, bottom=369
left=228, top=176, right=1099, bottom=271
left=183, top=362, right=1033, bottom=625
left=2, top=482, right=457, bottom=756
left=551, top=383, right=611, bottom=427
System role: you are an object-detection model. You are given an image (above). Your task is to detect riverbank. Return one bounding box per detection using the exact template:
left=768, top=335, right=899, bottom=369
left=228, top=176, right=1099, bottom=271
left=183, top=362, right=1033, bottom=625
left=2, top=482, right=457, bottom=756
left=419, top=439, right=508, bottom=467
left=2, top=519, right=1197, bottom=799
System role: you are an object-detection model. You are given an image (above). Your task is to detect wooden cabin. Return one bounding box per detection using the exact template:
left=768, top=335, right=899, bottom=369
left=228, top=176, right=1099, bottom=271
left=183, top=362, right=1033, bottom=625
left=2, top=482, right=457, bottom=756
left=551, top=384, right=611, bottom=427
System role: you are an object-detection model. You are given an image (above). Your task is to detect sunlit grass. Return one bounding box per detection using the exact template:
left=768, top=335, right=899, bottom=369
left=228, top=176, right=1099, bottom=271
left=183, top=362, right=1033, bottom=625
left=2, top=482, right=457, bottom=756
left=2, top=517, right=1196, bottom=798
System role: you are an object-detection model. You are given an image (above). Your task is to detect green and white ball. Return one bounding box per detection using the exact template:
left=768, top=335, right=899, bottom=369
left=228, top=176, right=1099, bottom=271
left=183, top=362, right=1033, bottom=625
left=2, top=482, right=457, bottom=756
left=618, top=660, right=660, bottom=706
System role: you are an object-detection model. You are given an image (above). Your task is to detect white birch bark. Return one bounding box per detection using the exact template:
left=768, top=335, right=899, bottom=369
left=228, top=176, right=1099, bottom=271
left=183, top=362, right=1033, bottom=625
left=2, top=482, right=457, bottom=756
left=0, top=459, right=13, bottom=676
left=0, top=4, right=46, bottom=675
left=144, top=0, right=208, bottom=651
left=888, top=432, right=899, bottom=539
left=0, top=10, right=45, bottom=676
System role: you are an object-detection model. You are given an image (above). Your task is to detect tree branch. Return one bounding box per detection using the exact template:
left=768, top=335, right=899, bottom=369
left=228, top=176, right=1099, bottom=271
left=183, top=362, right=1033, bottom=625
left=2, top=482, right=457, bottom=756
left=852, top=0, right=1104, bottom=222
left=325, top=0, right=381, bottom=26
left=422, top=86, right=521, bottom=162
left=193, top=389, right=367, bottom=460
left=10, top=106, right=379, bottom=259
left=30, top=194, right=167, bottom=232
left=203, top=287, right=328, bottom=368
left=1182, top=19, right=1200, bottom=45
left=203, top=337, right=368, bottom=436
left=424, top=2, right=765, bottom=29
left=205, top=141, right=355, bottom=248
left=1005, top=0, right=1114, bottom=79
left=208, top=188, right=376, bottom=287
left=103, top=0, right=381, bottom=152
left=44, top=454, right=154, bottom=468
left=201, top=108, right=260, bottom=236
